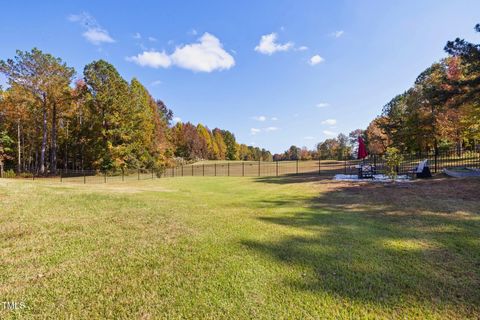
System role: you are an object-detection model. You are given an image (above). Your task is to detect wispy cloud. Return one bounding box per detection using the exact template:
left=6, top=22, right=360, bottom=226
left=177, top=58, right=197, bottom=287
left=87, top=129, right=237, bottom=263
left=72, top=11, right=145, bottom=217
left=250, top=128, right=261, bottom=135
left=264, top=126, right=278, bottom=132
left=148, top=36, right=157, bottom=42
left=127, top=33, right=235, bottom=72
left=330, top=30, right=344, bottom=38
left=150, top=80, right=162, bottom=86
left=271, top=117, right=278, bottom=121
left=68, top=12, right=115, bottom=45
left=297, top=46, right=308, bottom=51
left=323, top=130, right=336, bottom=137
left=250, top=126, right=279, bottom=135
left=254, top=33, right=293, bottom=55
left=321, top=119, right=337, bottom=126
left=309, top=54, right=325, bottom=66
left=316, top=102, right=329, bottom=108
left=252, top=115, right=267, bottom=122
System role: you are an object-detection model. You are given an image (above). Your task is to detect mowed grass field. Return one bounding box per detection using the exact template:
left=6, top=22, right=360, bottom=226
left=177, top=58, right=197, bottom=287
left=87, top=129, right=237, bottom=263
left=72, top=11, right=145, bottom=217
left=0, top=176, right=479, bottom=319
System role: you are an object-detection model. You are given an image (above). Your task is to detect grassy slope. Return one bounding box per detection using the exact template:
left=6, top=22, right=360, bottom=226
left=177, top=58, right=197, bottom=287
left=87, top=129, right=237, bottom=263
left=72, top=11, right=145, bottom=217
left=0, top=176, right=479, bottom=319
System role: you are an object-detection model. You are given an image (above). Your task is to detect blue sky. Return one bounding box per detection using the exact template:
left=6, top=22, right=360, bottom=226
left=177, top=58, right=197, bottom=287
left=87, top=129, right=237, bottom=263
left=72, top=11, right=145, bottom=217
left=1, top=1, right=479, bottom=153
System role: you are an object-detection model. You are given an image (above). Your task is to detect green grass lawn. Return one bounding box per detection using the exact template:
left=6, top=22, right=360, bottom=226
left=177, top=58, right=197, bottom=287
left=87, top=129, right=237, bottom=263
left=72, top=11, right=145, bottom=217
left=1, top=176, right=479, bottom=319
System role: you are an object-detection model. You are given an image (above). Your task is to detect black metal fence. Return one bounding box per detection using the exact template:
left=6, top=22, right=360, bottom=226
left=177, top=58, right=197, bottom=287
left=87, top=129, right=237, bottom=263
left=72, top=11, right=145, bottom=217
left=162, top=150, right=480, bottom=178
left=1, top=149, right=479, bottom=183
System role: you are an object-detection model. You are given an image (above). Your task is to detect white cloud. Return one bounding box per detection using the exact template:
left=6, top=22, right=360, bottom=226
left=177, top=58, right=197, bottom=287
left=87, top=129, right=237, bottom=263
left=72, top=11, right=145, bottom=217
left=170, top=33, right=235, bottom=72
left=297, top=46, right=308, bottom=51
left=254, top=33, right=293, bottom=55
left=148, top=36, right=157, bottom=42
left=250, top=128, right=261, bottom=135
left=303, top=136, right=315, bottom=140
left=172, top=117, right=182, bottom=123
left=82, top=29, right=115, bottom=45
left=271, top=117, right=278, bottom=121
left=126, top=51, right=172, bottom=68
left=150, top=80, right=162, bottom=86
left=323, top=130, right=336, bottom=137
left=253, top=115, right=267, bottom=122
left=264, top=126, right=278, bottom=132
left=321, top=119, right=337, bottom=125
left=127, top=33, right=234, bottom=73
left=331, top=30, right=344, bottom=38
left=316, top=102, right=329, bottom=108
left=309, top=54, right=325, bottom=66
left=68, top=12, right=115, bottom=45
left=251, top=126, right=279, bottom=135
left=189, top=29, right=198, bottom=36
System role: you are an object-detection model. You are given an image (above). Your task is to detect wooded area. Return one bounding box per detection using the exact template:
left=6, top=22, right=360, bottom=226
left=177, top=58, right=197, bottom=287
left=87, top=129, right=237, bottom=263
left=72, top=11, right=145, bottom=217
left=0, top=50, right=271, bottom=175
left=274, top=24, right=480, bottom=160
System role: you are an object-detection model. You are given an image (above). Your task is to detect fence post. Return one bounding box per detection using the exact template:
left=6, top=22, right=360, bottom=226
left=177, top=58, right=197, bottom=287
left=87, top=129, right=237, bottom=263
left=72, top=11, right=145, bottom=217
left=434, top=150, right=438, bottom=173
left=258, top=160, right=261, bottom=176
left=242, top=162, right=245, bottom=176
left=276, top=161, right=279, bottom=176
left=214, top=163, right=217, bottom=176
left=181, top=165, right=184, bottom=176
left=138, top=169, right=140, bottom=180
left=203, top=164, right=205, bottom=176
left=60, top=171, right=63, bottom=182
left=228, top=163, right=230, bottom=176
left=296, top=160, right=299, bottom=175
left=192, top=165, right=194, bottom=176
left=152, top=168, right=154, bottom=179
left=104, top=171, right=107, bottom=183
left=318, top=157, right=321, bottom=175
left=122, top=169, right=124, bottom=182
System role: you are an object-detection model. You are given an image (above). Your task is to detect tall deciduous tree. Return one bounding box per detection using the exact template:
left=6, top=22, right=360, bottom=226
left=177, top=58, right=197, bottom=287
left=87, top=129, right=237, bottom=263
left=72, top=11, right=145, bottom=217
left=0, top=48, right=75, bottom=173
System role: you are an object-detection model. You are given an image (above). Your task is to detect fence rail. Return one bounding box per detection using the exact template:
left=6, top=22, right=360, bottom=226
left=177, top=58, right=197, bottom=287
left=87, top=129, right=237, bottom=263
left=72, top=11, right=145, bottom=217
left=2, top=150, right=480, bottom=183
left=162, top=150, right=480, bottom=178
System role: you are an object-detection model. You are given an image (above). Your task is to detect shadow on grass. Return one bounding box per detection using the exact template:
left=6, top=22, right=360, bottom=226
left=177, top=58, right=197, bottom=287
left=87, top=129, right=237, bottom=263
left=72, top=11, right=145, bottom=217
left=255, top=173, right=333, bottom=185
left=243, top=177, right=480, bottom=313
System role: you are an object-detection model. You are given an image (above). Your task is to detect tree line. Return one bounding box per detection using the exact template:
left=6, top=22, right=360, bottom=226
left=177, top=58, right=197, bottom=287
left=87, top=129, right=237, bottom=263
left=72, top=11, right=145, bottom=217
left=0, top=48, right=271, bottom=175
left=275, top=23, right=480, bottom=160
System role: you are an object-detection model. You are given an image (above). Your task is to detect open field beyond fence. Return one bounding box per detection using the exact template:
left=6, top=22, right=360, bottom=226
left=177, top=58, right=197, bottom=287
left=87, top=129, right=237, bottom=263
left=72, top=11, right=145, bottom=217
left=2, top=150, right=480, bottom=183
left=162, top=150, right=480, bottom=178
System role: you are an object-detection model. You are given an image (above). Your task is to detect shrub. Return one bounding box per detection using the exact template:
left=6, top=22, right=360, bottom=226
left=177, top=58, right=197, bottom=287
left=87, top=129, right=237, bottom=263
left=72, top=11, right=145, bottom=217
left=20, top=172, right=33, bottom=178
left=3, top=169, right=16, bottom=178
left=385, top=147, right=403, bottom=181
